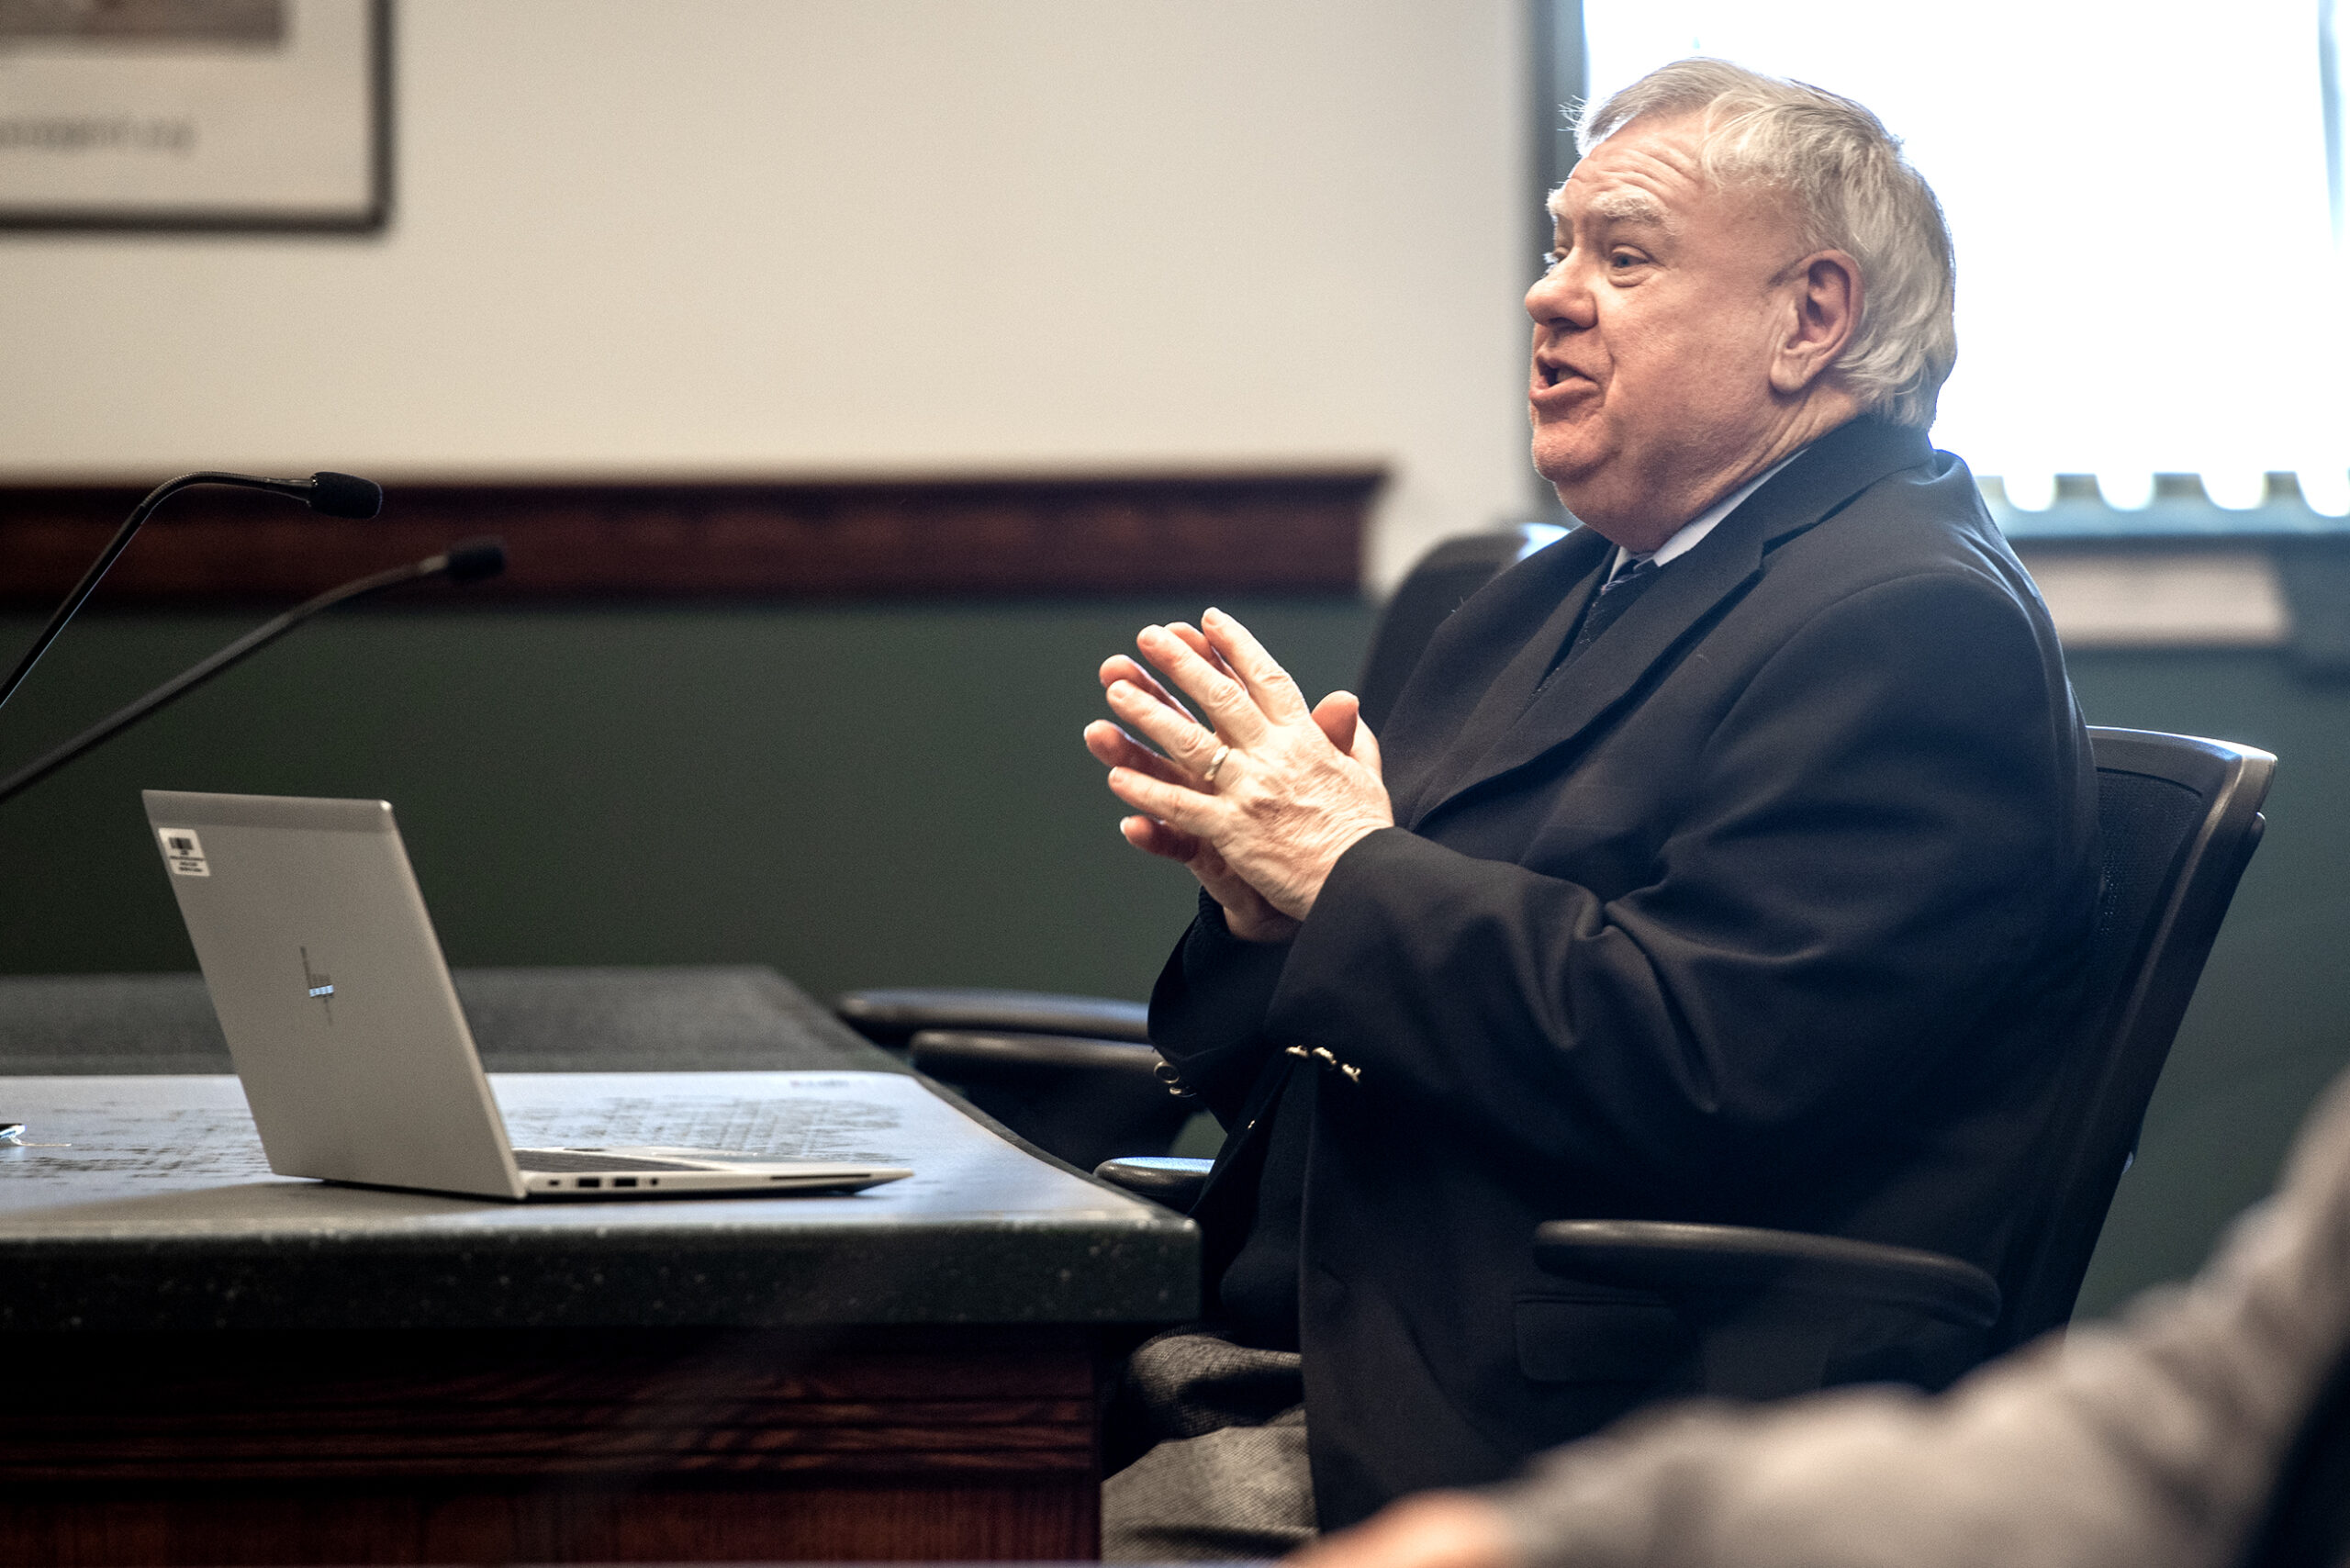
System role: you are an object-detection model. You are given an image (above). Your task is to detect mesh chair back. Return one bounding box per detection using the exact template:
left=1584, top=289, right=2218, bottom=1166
left=1994, top=728, right=2275, bottom=1348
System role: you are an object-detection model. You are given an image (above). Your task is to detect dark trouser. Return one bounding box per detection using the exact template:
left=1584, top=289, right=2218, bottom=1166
left=1102, top=1327, right=1317, bottom=1562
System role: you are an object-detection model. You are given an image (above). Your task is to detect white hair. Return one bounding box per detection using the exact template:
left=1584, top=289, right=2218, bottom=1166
left=1566, top=59, right=1957, bottom=429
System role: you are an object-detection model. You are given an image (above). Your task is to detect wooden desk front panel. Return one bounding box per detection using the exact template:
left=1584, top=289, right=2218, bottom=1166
left=0, top=1327, right=1102, bottom=1564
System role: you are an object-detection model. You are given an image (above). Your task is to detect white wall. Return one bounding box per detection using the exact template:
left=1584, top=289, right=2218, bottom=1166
left=0, top=0, right=1537, bottom=586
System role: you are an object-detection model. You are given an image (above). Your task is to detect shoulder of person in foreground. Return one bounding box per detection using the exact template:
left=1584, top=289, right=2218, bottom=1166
left=1293, top=1062, right=2350, bottom=1568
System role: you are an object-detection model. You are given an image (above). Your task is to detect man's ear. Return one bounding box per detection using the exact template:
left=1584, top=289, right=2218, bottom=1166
left=1770, top=250, right=1862, bottom=396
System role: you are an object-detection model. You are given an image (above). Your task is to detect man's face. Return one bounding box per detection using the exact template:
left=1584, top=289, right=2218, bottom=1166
left=1526, top=114, right=1811, bottom=544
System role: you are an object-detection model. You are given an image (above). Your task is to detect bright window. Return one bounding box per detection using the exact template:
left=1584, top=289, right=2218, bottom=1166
left=1578, top=2, right=2350, bottom=523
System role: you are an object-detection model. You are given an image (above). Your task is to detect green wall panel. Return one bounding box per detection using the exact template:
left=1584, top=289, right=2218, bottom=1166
left=0, top=599, right=1375, bottom=1003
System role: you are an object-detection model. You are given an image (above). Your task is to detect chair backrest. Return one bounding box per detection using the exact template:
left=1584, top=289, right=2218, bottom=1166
left=1357, top=522, right=1565, bottom=729
left=1993, top=728, right=2275, bottom=1348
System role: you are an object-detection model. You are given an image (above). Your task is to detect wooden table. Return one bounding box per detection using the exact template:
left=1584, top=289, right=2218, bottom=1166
left=0, top=969, right=1199, bottom=1565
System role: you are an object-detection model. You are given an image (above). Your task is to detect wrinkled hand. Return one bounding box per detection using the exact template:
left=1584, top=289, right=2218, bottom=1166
left=1082, top=607, right=1392, bottom=940
left=1286, top=1492, right=1522, bottom=1568
left=1083, top=622, right=1309, bottom=941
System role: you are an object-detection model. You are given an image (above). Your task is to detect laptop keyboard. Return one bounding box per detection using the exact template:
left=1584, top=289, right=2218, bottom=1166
left=513, top=1149, right=711, bottom=1173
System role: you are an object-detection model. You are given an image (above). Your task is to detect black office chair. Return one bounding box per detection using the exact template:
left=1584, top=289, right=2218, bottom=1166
left=834, top=524, right=1565, bottom=1165
left=1519, top=725, right=2275, bottom=1399
left=832, top=987, right=1184, bottom=1171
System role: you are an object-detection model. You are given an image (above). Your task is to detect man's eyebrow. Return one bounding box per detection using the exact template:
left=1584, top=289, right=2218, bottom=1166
left=1587, top=189, right=1670, bottom=226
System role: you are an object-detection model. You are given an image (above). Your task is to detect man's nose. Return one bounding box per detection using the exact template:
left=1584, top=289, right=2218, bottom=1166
left=1524, top=259, right=1592, bottom=328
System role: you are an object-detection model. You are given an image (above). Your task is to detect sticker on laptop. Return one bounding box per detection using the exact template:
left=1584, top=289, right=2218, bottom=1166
left=157, top=827, right=209, bottom=877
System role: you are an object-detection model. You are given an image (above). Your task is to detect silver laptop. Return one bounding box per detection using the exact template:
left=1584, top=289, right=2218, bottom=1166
left=141, top=790, right=912, bottom=1202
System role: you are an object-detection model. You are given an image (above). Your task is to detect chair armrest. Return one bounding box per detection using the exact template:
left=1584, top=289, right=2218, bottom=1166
left=834, top=987, right=1150, bottom=1047
left=1533, top=1220, right=2000, bottom=1330
left=1094, top=1156, right=1214, bottom=1211
left=908, top=1032, right=1194, bottom=1173
left=907, top=1029, right=1166, bottom=1085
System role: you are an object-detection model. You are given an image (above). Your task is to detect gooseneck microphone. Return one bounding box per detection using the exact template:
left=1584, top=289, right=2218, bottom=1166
left=0, top=538, right=505, bottom=808
left=0, top=470, right=386, bottom=717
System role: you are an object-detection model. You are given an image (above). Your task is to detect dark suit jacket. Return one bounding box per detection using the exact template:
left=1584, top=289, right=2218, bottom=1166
left=1147, top=416, right=2102, bottom=1529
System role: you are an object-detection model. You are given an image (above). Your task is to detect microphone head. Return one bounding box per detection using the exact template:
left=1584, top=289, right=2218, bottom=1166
left=442, top=536, right=507, bottom=585
left=307, top=471, right=383, bottom=519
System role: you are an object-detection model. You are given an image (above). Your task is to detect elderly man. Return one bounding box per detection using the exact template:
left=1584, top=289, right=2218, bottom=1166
left=1084, top=59, right=2098, bottom=1558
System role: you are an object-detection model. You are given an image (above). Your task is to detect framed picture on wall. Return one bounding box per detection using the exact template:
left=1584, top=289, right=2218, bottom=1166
left=0, top=0, right=388, bottom=231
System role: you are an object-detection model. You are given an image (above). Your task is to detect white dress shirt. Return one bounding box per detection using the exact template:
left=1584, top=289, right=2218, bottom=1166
left=1606, top=449, right=1807, bottom=582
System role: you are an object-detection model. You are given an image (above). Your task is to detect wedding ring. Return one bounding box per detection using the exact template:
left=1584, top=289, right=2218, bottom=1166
left=1203, top=744, right=1233, bottom=784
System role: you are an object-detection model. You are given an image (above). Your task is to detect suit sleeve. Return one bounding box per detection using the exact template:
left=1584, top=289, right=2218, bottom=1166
left=1262, top=568, right=2091, bottom=1192
left=1146, top=890, right=1295, bottom=1123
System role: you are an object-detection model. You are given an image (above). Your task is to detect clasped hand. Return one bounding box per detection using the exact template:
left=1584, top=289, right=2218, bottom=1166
left=1083, top=607, right=1393, bottom=943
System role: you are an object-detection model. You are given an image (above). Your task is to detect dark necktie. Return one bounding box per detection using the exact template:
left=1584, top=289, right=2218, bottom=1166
left=1550, top=555, right=1662, bottom=678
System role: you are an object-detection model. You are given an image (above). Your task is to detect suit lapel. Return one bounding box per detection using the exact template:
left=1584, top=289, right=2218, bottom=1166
left=1393, top=538, right=1611, bottom=823
left=1412, top=418, right=1936, bottom=825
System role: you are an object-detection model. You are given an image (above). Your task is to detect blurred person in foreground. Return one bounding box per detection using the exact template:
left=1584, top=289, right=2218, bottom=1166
left=1289, top=1058, right=2350, bottom=1568
left=1086, top=59, right=2098, bottom=1556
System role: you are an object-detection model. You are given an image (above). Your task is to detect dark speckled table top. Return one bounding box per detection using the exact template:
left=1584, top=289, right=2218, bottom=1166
left=0, top=968, right=1199, bottom=1333
left=0, top=965, right=890, bottom=1075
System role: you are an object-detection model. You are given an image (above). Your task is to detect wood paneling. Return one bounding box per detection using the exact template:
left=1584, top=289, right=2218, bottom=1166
left=0, top=472, right=1382, bottom=602
left=4, top=1484, right=1097, bottom=1566
left=0, top=1327, right=1103, bottom=1564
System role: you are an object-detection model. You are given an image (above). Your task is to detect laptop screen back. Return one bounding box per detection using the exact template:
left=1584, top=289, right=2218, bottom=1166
left=142, top=790, right=525, bottom=1200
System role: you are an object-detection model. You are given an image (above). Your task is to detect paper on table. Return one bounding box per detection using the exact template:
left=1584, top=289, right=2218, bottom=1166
left=498, top=1076, right=911, bottom=1164
left=491, top=1071, right=1062, bottom=1203
left=0, top=1071, right=1130, bottom=1217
